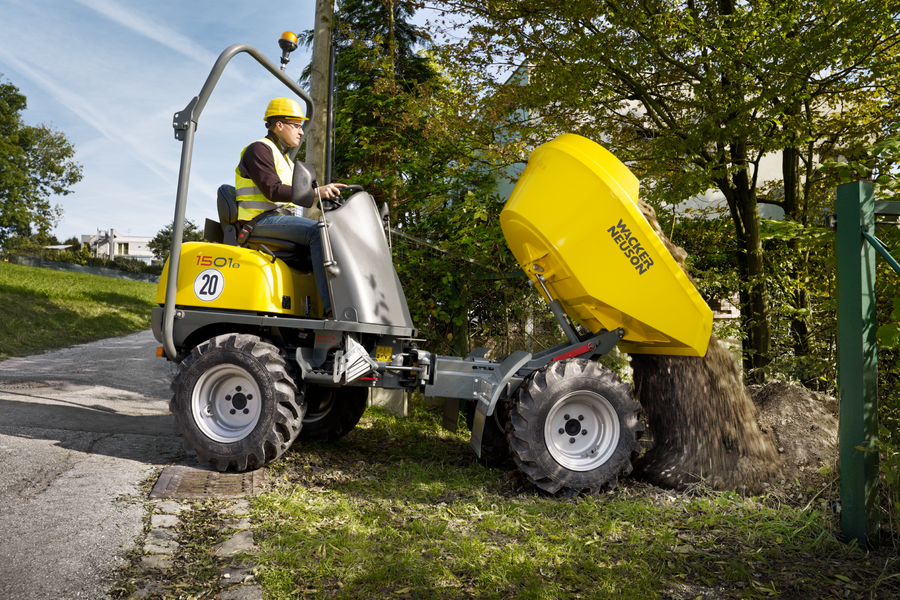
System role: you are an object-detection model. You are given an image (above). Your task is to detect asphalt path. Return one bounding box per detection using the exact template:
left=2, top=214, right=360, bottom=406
left=0, top=330, right=183, bottom=599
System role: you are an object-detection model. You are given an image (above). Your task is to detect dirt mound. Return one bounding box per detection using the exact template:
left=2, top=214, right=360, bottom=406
left=750, top=380, right=839, bottom=502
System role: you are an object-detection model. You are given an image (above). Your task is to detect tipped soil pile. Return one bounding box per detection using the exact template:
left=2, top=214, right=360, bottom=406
left=629, top=200, right=782, bottom=494
left=750, top=381, right=839, bottom=502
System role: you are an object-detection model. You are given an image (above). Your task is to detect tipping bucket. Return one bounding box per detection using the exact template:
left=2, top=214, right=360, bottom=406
left=500, top=134, right=712, bottom=357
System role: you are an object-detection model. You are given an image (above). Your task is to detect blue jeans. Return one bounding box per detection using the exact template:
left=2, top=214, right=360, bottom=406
left=253, top=213, right=331, bottom=315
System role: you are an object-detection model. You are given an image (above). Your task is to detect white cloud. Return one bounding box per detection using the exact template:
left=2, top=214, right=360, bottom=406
left=72, top=0, right=221, bottom=67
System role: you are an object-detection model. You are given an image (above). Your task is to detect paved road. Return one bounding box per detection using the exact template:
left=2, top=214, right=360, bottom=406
left=0, top=331, right=183, bottom=600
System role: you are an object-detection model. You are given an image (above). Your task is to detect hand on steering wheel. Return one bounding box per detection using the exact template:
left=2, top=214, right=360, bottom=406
left=317, top=182, right=347, bottom=200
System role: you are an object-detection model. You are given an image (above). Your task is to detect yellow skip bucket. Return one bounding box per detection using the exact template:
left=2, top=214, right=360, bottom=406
left=500, top=134, right=712, bottom=357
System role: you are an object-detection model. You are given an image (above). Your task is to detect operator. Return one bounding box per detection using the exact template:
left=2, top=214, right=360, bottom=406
left=235, top=97, right=346, bottom=318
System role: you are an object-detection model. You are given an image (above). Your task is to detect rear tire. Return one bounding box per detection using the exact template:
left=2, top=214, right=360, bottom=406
left=508, top=359, right=643, bottom=495
left=296, top=385, right=368, bottom=442
left=170, top=334, right=305, bottom=471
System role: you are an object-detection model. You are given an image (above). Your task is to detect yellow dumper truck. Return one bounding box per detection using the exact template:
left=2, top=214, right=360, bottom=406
left=153, top=38, right=711, bottom=496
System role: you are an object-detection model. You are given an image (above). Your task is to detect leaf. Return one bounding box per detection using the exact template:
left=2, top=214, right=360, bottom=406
left=834, top=574, right=852, bottom=583
left=877, top=323, right=900, bottom=349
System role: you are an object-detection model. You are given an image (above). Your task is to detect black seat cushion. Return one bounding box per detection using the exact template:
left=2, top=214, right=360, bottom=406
left=217, top=184, right=239, bottom=226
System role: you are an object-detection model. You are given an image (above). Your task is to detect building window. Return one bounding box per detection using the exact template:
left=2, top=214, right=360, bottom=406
left=117, top=243, right=129, bottom=255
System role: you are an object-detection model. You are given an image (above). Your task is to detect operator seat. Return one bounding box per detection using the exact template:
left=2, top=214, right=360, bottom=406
left=204, top=184, right=313, bottom=271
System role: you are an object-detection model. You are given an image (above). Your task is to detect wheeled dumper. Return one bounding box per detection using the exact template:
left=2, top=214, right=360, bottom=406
left=153, top=36, right=712, bottom=495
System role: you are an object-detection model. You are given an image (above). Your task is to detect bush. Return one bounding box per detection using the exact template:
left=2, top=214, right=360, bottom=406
left=3, top=237, right=161, bottom=277
left=112, top=256, right=147, bottom=273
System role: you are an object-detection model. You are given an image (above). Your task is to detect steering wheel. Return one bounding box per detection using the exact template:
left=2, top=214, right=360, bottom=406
left=321, top=184, right=365, bottom=211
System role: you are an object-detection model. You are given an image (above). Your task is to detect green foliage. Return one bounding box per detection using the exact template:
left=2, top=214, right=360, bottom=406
left=4, top=235, right=162, bottom=276
left=819, top=136, right=900, bottom=197
left=857, top=429, right=900, bottom=546
left=877, top=267, right=900, bottom=441
left=435, top=0, right=900, bottom=377
left=879, top=298, right=900, bottom=349
left=758, top=219, right=839, bottom=387
left=61, top=236, right=82, bottom=252
left=297, top=0, right=555, bottom=356
left=148, top=219, right=205, bottom=261
left=0, top=76, right=82, bottom=248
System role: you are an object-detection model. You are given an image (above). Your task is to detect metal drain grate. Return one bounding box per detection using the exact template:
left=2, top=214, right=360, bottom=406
left=150, top=466, right=264, bottom=499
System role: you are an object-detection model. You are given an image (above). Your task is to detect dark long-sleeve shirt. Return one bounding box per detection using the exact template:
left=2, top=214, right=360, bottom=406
left=236, top=133, right=293, bottom=202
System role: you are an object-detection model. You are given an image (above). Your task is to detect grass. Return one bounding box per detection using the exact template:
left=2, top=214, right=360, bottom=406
left=0, top=261, right=157, bottom=359
left=5, top=259, right=898, bottom=598
left=248, top=406, right=900, bottom=600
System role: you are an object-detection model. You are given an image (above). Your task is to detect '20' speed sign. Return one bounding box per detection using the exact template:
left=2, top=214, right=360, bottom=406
left=193, top=268, right=224, bottom=301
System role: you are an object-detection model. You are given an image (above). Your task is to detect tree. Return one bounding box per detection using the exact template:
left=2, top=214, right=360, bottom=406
left=298, top=0, right=438, bottom=206
left=305, top=0, right=337, bottom=196
left=148, top=219, right=205, bottom=262
left=0, top=77, right=82, bottom=248
left=433, top=0, right=900, bottom=381
left=62, top=236, right=82, bottom=251
left=296, top=2, right=552, bottom=355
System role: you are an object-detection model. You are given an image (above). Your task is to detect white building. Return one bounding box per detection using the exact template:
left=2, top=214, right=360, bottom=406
left=81, top=229, right=155, bottom=264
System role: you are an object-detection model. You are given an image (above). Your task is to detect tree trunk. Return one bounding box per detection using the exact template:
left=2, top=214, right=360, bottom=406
left=305, top=0, right=335, bottom=220
left=719, top=144, right=771, bottom=383
left=780, top=142, right=815, bottom=383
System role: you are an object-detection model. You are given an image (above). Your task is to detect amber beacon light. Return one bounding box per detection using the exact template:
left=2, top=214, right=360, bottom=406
left=278, top=31, right=298, bottom=70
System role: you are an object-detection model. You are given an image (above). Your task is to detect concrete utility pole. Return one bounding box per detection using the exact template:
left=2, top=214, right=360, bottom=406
left=306, top=0, right=335, bottom=220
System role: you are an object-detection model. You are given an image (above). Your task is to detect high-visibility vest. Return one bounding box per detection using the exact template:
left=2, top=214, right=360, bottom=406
left=234, top=137, right=295, bottom=221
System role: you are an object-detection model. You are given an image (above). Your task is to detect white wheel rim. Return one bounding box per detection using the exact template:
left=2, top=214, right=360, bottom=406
left=192, top=364, right=262, bottom=443
left=544, top=390, right=620, bottom=471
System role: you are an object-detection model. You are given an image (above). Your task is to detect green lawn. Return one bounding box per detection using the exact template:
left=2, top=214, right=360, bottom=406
left=247, top=407, right=899, bottom=600
left=0, top=261, right=157, bottom=360
left=5, top=259, right=896, bottom=599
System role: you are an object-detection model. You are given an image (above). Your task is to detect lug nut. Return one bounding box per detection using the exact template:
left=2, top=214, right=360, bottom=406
left=236, top=386, right=242, bottom=392
left=243, top=409, right=250, bottom=414
left=578, top=415, right=584, bottom=421
left=582, top=429, right=588, bottom=435
left=247, top=395, right=253, bottom=400
left=569, top=437, right=576, bottom=444
left=564, top=414, right=570, bottom=420
left=559, top=428, right=565, bottom=434
left=225, top=395, right=232, bottom=401
left=230, top=409, right=236, bottom=415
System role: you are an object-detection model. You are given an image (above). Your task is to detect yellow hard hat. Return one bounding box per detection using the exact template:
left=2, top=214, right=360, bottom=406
left=264, top=97, right=308, bottom=122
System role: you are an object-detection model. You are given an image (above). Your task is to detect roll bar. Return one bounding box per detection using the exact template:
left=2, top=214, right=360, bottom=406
left=161, top=43, right=314, bottom=361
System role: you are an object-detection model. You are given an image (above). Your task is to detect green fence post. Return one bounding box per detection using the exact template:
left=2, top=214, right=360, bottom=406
left=835, top=180, right=880, bottom=548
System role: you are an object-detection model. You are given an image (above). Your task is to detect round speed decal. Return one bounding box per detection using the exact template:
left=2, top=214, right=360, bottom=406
left=193, top=268, right=224, bottom=302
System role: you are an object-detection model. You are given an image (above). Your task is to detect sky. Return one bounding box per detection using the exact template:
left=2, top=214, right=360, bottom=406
left=0, top=0, right=331, bottom=241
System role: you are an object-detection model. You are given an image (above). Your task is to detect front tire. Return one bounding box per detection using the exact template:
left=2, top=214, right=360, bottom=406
left=170, top=334, right=305, bottom=471
left=508, top=359, right=643, bottom=495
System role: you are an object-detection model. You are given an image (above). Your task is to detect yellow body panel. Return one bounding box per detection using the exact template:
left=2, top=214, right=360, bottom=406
left=154, top=242, right=322, bottom=316
left=500, top=134, right=712, bottom=357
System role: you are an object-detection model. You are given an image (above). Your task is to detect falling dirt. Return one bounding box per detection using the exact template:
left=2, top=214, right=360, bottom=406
left=629, top=200, right=783, bottom=494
